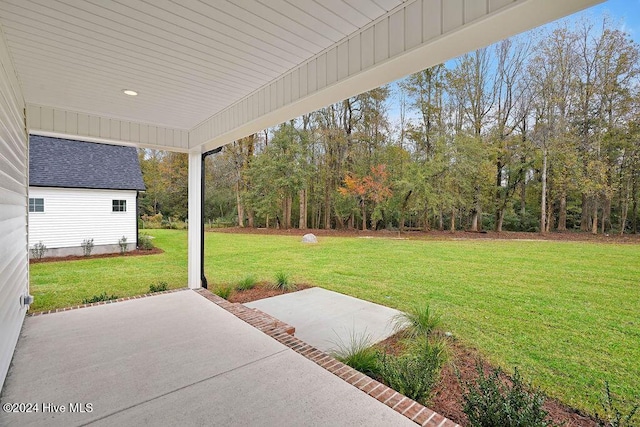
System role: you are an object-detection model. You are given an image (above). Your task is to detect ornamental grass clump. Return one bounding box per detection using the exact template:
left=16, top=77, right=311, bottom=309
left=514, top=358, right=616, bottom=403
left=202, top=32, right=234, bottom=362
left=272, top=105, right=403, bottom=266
left=393, top=303, right=442, bottom=339
left=273, top=271, right=296, bottom=292
left=379, top=337, right=447, bottom=404
left=236, top=275, right=257, bottom=291
left=332, top=331, right=382, bottom=379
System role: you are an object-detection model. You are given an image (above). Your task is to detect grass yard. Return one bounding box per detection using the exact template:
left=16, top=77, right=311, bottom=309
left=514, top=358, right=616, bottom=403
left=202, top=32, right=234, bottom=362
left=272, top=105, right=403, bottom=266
left=30, top=229, right=640, bottom=417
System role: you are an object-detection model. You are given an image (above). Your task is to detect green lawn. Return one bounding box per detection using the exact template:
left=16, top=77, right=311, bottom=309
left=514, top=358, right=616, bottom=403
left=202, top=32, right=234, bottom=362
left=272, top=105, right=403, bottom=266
left=30, top=229, right=640, bottom=417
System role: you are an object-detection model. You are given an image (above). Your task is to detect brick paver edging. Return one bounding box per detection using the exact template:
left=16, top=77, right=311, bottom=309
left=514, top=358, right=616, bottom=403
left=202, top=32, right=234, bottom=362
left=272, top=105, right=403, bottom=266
left=27, top=287, right=190, bottom=316
left=194, top=288, right=459, bottom=427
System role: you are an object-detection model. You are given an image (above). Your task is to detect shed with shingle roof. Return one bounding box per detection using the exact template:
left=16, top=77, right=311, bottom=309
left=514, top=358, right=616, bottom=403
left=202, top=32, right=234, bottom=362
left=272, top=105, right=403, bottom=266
left=28, top=135, right=145, bottom=257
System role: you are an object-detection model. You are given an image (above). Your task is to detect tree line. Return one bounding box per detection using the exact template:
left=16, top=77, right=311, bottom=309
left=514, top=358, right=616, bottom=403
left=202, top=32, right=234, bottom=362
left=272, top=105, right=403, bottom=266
left=139, top=15, right=640, bottom=234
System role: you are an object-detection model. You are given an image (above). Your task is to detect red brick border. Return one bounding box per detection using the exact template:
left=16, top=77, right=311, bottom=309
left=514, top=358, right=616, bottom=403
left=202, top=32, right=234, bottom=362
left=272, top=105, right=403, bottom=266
left=27, top=287, right=189, bottom=316
left=194, top=288, right=459, bottom=427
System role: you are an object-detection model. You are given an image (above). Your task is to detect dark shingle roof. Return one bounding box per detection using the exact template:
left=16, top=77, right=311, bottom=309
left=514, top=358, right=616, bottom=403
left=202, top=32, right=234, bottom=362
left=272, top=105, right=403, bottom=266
left=29, top=135, right=146, bottom=191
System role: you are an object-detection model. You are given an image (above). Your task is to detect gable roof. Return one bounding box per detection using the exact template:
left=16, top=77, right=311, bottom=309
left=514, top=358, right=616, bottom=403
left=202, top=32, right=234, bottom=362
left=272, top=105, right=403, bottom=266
left=29, top=135, right=145, bottom=191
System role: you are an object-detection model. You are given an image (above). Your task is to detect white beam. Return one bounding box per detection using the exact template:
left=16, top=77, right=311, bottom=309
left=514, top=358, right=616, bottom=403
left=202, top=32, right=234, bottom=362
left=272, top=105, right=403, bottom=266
left=187, top=150, right=202, bottom=289
left=190, top=0, right=603, bottom=151
left=27, top=104, right=189, bottom=151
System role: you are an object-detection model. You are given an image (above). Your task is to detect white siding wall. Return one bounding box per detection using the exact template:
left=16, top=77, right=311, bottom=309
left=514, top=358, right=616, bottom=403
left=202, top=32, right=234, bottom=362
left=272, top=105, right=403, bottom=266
left=28, top=187, right=138, bottom=249
left=0, top=27, right=28, bottom=390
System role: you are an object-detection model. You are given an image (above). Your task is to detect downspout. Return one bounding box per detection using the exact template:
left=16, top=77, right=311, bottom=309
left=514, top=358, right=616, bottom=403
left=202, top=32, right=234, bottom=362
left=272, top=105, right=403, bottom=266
left=201, top=147, right=222, bottom=289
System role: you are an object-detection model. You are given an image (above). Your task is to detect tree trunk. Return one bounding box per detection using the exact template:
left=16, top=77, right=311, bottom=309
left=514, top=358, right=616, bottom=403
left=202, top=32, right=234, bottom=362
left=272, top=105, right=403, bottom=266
left=557, top=193, right=567, bottom=231
left=284, top=195, right=292, bottom=229
left=494, top=159, right=503, bottom=232
left=438, top=209, right=444, bottom=231
left=601, top=196, right=611, bottom=234
left=591, top=199, right=598, bottom=235
left=580, top=194, right=590, bottom=231
left=323, top=190, right=331, bottom=229
left=450, top=208, right=456, bottom=233
left=266, top=214, right=269, bottom=229
left=298, top=189, right=307, bottom=229
left=620, top=190, right=629, bottom=236
left=361, top=200, right=366, bottom=231
left=633, top=175, right=638, bottom=234
left=235, top=182, right=244, bottom=227
left=470, top=210, right=479, bottom=232
left=496, top=208, right=505, bottom=232
left=540, top=147, right=547, bottom=234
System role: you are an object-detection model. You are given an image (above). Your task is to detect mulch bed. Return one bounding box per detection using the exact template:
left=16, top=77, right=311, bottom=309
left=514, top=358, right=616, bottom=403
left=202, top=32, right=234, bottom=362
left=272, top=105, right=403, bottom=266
left=30, top=247, right=163, bottom=263
left=211, top=226, right=640, bottom=244
left=376, top=334, right=599, bottom=427
left=227, top=282, right=311, bottom=303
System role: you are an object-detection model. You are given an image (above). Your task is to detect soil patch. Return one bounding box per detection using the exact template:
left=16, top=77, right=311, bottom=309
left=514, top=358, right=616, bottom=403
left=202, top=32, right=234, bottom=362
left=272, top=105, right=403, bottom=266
left=210, top=227, right=640, bottom=244
left=227, top=282, right=311, bottom=304
left=30, top=247, right=164, bottom=264
left=376, top=334, right=598, bottom=427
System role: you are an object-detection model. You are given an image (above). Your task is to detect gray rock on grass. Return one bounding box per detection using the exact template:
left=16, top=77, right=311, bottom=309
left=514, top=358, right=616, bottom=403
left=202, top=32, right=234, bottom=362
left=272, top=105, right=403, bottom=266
left=302, top=233, right=318, bottom=244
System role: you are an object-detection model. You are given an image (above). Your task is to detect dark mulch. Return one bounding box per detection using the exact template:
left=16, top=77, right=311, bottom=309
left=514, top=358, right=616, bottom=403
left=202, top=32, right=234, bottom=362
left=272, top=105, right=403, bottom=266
left=30, top=247, right=163, bottom=264
left=227, top=282, right=311, bottom=304
left=376, top=334, right=599, bottom=427
left=210, top=226, right=640, bottom=244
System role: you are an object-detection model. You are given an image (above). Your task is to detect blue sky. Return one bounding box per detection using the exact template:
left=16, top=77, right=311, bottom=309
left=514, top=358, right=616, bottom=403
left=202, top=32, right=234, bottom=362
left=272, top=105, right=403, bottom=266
left=591, top=0, right=640, bottom=43
left=385, top=0, right=640, bottom=125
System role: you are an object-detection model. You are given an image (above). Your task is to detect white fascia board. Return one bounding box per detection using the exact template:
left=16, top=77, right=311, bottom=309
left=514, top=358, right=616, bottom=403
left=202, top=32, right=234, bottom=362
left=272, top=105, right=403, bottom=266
left=190, top=0, right=603, bottom=151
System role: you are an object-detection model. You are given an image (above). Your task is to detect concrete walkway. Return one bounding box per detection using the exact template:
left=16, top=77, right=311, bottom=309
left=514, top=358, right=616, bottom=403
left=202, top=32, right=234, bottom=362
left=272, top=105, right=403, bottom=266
left=0, top=290, right=414, bottom=426
left=245, top=287, right=402, bottom=353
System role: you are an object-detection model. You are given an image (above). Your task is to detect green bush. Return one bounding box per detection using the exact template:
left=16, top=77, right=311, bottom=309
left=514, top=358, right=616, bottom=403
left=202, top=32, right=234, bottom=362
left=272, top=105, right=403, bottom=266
left=273, top=271, right=296, bottom=292
left=461, top=364, right=555, bottom=427
left=393, top=303, right=442, bottom=339
left=138, top=233, right=154, bottom=250
left=149, top=282, right=168, bottom=293
left=236, top=275, right=257, bottom=291
left=379, top=338, right=447, bottom=404
left=332, top=332, right=382, bottom=378
left=214, top=285, right=233, bottom=300
left=31, top=241, right=48, bottom=259
left=81, top=238, right=94, bottom=256
left=118, top=236, right=128, bottom=255
left=596, top=381, right=639, bottom=427
left=82, top=292, right=119, bottom=304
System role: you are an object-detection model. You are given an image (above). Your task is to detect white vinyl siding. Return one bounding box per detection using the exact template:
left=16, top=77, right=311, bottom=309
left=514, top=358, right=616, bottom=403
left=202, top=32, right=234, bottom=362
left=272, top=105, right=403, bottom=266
left=28, top=187, right=138, bottom=249
left=0, top=28, right=28, bottom=390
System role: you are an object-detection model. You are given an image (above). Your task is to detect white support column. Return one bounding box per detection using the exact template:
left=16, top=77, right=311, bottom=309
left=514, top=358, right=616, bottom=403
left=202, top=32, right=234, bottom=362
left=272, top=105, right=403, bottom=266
left=187, top=150, right=202, bottom=289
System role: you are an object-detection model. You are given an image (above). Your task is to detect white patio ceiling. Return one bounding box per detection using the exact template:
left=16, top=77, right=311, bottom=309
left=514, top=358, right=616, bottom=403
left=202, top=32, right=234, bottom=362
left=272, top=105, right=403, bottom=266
left=0, top=0, right=602, bottom=152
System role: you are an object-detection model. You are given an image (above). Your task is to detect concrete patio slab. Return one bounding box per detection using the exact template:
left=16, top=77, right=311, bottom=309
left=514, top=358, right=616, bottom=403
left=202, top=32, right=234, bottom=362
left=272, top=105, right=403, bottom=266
left=245, top=287, right=402, bottom=353
left=0, top=290, right=413, bottom=426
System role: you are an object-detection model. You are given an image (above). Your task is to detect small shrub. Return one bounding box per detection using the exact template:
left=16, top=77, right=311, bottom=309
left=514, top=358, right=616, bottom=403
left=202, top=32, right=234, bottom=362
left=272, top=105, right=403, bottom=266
left=273, top=271, right=296, bottom=291
left=31, top=241, right=48, bottom=259
left=118, top=236, right=128, bottom=255
left=332, top=331, right=382, bottom=378
left=138, top=233, right=154, bottom=250
left=596, top=381, right=639, bottom=427
left=149, top=282, right=168, bottom=293
left=379, top=338, right=447, bottom=404
left=81, top=238, right=94, bottom=256
left=236, top=275, right=257, bottom=291
left=82, top=292, right=119, bottom=304
left=393, top=303, right=442, bottom=339
left=461, top=364, right=555, bottom=427
left=214, top=285, right=233, bottom=300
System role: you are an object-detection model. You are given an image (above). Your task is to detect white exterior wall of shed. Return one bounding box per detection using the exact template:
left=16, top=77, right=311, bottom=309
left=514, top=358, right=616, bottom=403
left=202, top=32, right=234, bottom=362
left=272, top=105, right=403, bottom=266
left=28, top=187, right=138, bottom=253
left=0, top=28, right=28, bottom=390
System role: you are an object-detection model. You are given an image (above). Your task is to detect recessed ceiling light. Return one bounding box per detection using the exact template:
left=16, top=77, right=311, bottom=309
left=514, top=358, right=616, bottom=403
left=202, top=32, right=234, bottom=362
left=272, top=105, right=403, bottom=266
left=123, top=89, right=138, bottom=96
